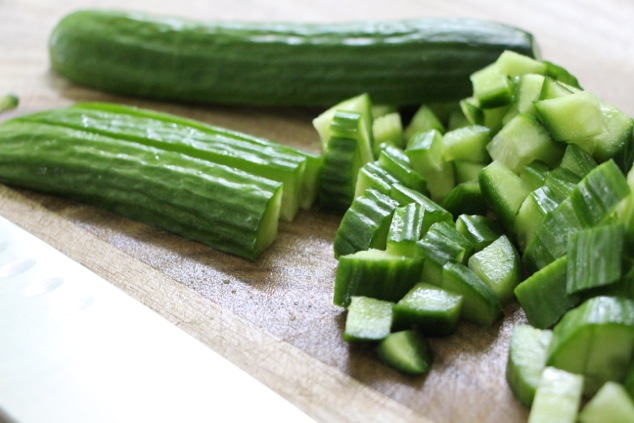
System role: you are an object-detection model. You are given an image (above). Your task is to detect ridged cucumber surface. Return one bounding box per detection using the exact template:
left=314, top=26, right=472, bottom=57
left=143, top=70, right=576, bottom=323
left=49, top=10, right=539, bottom=106
left=0, top=121, right=282, bottom=260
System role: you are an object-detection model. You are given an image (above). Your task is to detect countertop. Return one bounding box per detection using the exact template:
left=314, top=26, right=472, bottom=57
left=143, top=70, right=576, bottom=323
left=1, top=1, right=633, bottom=421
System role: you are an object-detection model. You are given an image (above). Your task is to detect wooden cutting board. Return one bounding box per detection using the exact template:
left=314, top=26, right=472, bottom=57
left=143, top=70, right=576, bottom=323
left=2, top=1, right=633, bottom=421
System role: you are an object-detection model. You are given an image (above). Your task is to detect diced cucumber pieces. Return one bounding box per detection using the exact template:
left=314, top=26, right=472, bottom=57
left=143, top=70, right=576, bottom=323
left=570, top=159, right=630, bottom=227
left=393, top=283, right=463, bottom=336
left=538, top=76, right=578, bottom=100
left=334, top=188, right=400, bottom=258
left=313, top=92, right=374, bottom=155
left=453, top=160, right=486, bottom=184
left=506, top=325, right=553, bottom=408
left=543, top=61, right=582, bottom=89
left=468, top=235, right=521, bottom=304
left=527, top=367, right=584, bottom=423
left=519, top=161, right=551, bottom=191
left=333, top=248, right=424, bottom=307
left=405, top=129, right=455, bottom=201
left=479, top=160, right=531, bottom=230
left=578, top=382, right=634, bottom=423
left=546, top=296, right=634, bottom=395
left=470, top=63, right=514, bottom=108
left=590, top=102, right=634, bottom=171
left=455, top=214, right=502, bottom=252
left=514, top=74, right=546, bottom=115
left=344, top=296, right=394, bottom=342
left=319, top=111, right=367, bottom=212
left=389, top=184, right=453, bottom=230
left=486, top=113, right=563, bottom=174
left=440, top=180, right=487, bottom=218
left=566, top=223, right=624, bottom=294
left=403, top=105, right=445, bottom=141
left=441, top=125, right=491, bottom=163
left=559, top=144, right=598, bottom=178
left=378, top=145, right=427, bottom=194
left=386, top=203, right=424, bottom=258
left=355, top=161, right=400, bottom=197
left=495, top=50, right=547, bottom=77
left=441, top=262, right=503, bottom=327
left=543, top=167, right=581, bottom=202
left=514, top=186, right=560, bottom=250
left=373, top=112, right=404, bottom=151
left=515, top=256, right=580, bottom=329
left=376, top=330, right=433, bottom=375
left=535, top=91, right=607, bottom=145
left=418, top=221, right=473, bottom=266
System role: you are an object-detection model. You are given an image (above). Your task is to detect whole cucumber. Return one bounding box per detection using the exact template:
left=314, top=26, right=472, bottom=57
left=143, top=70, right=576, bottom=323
left=48, top=10, right=539, bottom=107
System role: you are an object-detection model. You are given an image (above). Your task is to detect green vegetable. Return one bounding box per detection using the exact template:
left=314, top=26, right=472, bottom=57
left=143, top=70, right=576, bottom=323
left=344, top=296, right=394, bottom=342
left=0, top=94, right=18, bottom=113
left=376, top=330, right=433, bottom=375
left=578, top=382, right=634, bottom=423
left=49, top=10, right=539, bottom=107
left=527, top=367, right=584, bottom=423
left=0, top=120, right=282, bottom=260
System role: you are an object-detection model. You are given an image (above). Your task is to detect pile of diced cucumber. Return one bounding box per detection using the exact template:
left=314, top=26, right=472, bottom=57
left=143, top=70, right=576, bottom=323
left=315, top=50, right=634, bottom=421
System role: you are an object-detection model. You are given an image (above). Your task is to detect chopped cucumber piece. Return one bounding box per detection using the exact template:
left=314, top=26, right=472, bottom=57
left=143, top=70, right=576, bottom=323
left=403, top=105, right=445, bottom=141
left=543, top=167, right=581, bottom=202
left=470, top=63, right=513, bottom=108
left=546, top=296, right=634, bottom=394
left=514, top=186, right=560, bottom=250
left=468, top=235, right=521, bottom=304
left=519, top=161, right=551, bottom=191
left=344, top=296, right=394, bottom=342
left=453, top=160, right=486, bottom=184
left=378, top=145, right=427, bottom=194
left=455, top=214, right=503, bottom=252
left=389, top=184, right=453, bottom=230
left=590, top=102, right=634, bottom=171
left=527, top=367, right=584, bottom=423
left=334, top=249, right=424, bottom=307
left=447, top=108, right=471, bottom=130
left=495, top=50, right=547, bottom=77
left=578, top=382, right=634, bottom=423
left=559, top=144, right=598, bottom=178
left=405, top=129, right=455, bottom=201
left=538, top=76, right=578, bottom=100
left=373, top=112, right=405, bottom=151
left=386, top=203, right=425, bottom=258
left=441, top=262, right=503, bottom=326
left=334, top=188, right=400, bottom=258
left=393, top=283, right=463, bottom=336
left=535, top=91, right=607, bottom=146
left=354, top=161, right=400, bottom=197
left=570, top=159, right=630, bottom=227
left=319, top=111, right=368, bottom=212
left=441, top=125, right=491, bottom=162
left=440, top=180, right=487, bottom=218
left=566, top=223, right=624, bottom=295
left=515, top=256, right=580, bottom=329
left=418, top=221, right=473, bottom=266
left=479, top=160, right=531, bottom=230
left=506, top=325, right=553, bottom=408
left=514, top=74, right=546, bottom=116
left=543, top=61, right=582, bottom=89
left=313, top=92, right=374, bottom=155
left=486, top=113, right=563, bottom=174
left=376, top=330, right=433, bottom=376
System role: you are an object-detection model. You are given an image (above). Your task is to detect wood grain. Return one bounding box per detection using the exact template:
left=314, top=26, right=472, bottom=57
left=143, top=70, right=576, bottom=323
left=1, top=1, right=634, bottom=422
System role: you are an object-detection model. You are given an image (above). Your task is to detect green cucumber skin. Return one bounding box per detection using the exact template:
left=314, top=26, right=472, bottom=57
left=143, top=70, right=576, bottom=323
left=49, top=10, right=539, bottom=107
left=0, top=121, right=282, bottom=261
left=16, top=103, right=311, bottom=222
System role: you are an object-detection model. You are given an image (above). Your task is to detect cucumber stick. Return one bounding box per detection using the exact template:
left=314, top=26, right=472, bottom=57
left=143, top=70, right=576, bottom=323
left=0, top=121, right=282, bottom=260
left=49, top=10, right=539, bottom=107
left=15, top=102, right=318, bottom=222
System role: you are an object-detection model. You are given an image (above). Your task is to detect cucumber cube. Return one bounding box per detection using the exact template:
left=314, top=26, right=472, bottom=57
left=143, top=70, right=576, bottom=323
left=470, top=63, right=514, bottom=108
left=441, top=125, right=491, bottom=163
left=495, top=50, right=547, bottom=77
left=479, top=160, right=531, bottom=230
left=528, top=367, right=584, bottom=423
left=393, top=283, right=463, bottom=336
left=506, top=324, right=553, bottom=407
left=372, top=112, right=404, bottom=151
left=403, top=105, right=445, bottom=141
left=578, top=382, right=634, bottom=423
left=386, top=203, right=425, bottom=258
left=376, top=330, right=433, bottom=375
left=355, top=161, right=400, bottom=197
left=344, top=296, right=394, bottom=342
left=440, top=180, right=487, bottom=218
left=418, top=221, right=473, bottom=265
left=468, top=235, right=521, bottom=304
left=441, top=262, right=503, bottom=327
left=455, top=214, right=502, bottom=252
